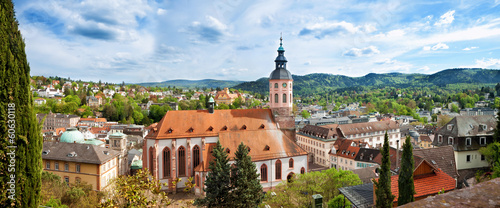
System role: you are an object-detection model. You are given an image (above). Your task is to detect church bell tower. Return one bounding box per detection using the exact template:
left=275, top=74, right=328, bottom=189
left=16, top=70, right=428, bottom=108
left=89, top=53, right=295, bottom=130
left=269, top=37, right=293, bottom=116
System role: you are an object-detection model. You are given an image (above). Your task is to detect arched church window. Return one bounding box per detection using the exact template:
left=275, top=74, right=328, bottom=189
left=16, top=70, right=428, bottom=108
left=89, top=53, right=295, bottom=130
left=283, top=93, right=286, bottom=103
left=162, top=147, right=170, bottom=178
left=274, top=83, right=278, bottom=88
left=178, top=146, right=186, bottom=176
left=275, top=94, right=278, bottom=103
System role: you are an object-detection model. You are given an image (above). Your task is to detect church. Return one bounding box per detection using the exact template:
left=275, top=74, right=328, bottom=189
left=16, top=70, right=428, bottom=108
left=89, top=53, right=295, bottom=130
left=143, top=38, right=307, bottom=194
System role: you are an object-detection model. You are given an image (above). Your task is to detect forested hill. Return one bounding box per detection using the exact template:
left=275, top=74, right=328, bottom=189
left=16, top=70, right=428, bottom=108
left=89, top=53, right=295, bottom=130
left=233, top=68, right=500, bottom=96
left=138, top=79, right=244, bottom=89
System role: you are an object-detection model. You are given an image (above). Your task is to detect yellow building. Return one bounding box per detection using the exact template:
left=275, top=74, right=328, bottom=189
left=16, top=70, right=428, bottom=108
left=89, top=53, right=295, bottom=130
left=42, top=142, right=120, bottom=191
left=214, top=88, right=245, bottom=105
left=419, top=134, right=434, bottom=149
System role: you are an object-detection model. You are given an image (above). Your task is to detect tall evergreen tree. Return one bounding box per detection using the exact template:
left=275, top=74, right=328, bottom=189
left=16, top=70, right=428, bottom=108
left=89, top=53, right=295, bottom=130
left=373, top=132, right=395, bottom=208
left=494, top=105, right=500, bottom=142
left=229, top=142, right=263, bottom=207
left=0, top=0, right=43, bottom=207
left=194, top=141, right=232, bottom=207
left=397, top=136, right=415, bottom=205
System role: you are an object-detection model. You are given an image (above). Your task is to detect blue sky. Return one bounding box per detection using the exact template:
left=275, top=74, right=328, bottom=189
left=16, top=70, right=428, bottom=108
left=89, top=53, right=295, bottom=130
left=13, top=0, right=500, bottom=83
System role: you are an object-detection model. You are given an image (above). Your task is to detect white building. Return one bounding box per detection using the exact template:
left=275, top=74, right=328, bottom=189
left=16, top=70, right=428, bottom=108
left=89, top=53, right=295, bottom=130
left=337, top=120, right=401, bottom=149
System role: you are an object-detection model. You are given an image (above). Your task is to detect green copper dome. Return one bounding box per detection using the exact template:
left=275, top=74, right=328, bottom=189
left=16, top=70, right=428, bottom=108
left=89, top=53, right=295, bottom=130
left=84, top=139, right=105, bottom=146
left=60, top=128, right=85, bottom=144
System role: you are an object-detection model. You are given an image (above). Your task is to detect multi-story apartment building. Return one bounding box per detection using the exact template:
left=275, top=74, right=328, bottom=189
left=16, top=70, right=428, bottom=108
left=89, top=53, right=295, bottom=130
left=329, top=138, right=377, bottom=171
left=337, top=120, right=400, bottom=149
left=42, top=142, right=120, bottom=191
left=296, top=124, right=339, bottom=167
left=433, top=115, right=496, bottom=171
left=37, top=112, right=80, bottom=130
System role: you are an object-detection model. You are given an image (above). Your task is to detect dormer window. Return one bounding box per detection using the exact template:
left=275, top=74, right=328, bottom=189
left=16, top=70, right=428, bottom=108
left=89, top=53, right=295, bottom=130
left=481, top=124, right=487, bottom=131
left=222, top=126, right=228, bottom=131
left=447, top=124, right=453, bottom=131
left=167, top=128, right=173, bottom=133
left=241, top=125, right=247, bottom=130
left=208, top=126, right=214, bottom=131
left=247, top=147, right=251, bottom=152
left=259, top=124, right=265, bottom=129
left=466, top=137, right=472, bottom=146
left=264, top=145, right=270, bottom=151
left=352, top=152, right=355, bottom=156
left=226, top=148, right=230, bottom=154
left=188, top=127, right=194, bottom=133
left=480, top=137, right=486, bottom=146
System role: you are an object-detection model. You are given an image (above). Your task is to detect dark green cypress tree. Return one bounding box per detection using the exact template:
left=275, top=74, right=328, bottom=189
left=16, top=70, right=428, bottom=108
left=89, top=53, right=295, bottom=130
left=0, top=0, right=43, bottom=207
left=494, top=105, right=500, bottom=142
left=229, top=142, right=263, bottom=207
left=194, top=141, right=232, bottom=207
left=397, top=136, right=415, bottom=205
left=373, top=132, right=395, bottom=208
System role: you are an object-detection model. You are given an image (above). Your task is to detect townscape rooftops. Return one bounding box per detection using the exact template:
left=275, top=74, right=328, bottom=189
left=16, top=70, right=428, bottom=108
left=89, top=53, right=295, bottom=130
left=399, top=177, right=500, bottom=208
left=413, top=145, right=459, bottom=179
left=42, top=142, right=120, bottom=164
left=337, top=120, right=399, bottom=136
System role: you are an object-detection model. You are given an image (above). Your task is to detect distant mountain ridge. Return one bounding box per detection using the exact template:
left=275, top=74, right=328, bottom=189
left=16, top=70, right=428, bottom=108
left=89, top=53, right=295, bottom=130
left=138, top=79, right=245, bottom=89
left=137, top=68, right=500, bottom=95
left=234, top=68, right=500, bottom=95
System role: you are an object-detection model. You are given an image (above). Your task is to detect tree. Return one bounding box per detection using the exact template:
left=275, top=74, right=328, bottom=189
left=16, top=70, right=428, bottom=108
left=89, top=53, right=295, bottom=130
left=437, top=114, right=452, bottom=127
left=229, top=143, right=263, bottom=207
left=194, top=141, right=232, bottom=207
left=494, top=106, right=500, bottom=142
left=373, top=132, right=395, bottom=208
left=101, top=169, right=171, bottom=207
left=301, top=110, right=311, bottom=119
left=327, top=194, right=351, bottom=208
left=479, top=142, right=500, bottom=178
left=398, top=136, right=415, bottom=205
left=0, top=1, right=43, bottom=207
left=264, top=168, right=361, bottom=207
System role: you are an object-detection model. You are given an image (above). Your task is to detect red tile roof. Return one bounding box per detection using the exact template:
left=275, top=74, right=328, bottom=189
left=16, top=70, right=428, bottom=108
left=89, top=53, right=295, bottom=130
left=219, top=130, right=307, bottom=162
left=388, top=169, right=455, bottom=202
left=147, top=109, right=278, bottom=139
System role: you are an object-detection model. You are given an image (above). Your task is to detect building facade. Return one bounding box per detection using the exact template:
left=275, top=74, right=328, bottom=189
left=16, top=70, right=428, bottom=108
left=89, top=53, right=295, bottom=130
left=37, top=112, right=80, bottom=130
left=42, top=142, right=120, bottom=191
left=296, top=124, right=339, bottom=167
left=143, top=108, right=308, bottom=194
left=337, top=120, right=401, bottom=149
left=433, top=115, right=496, bottom=171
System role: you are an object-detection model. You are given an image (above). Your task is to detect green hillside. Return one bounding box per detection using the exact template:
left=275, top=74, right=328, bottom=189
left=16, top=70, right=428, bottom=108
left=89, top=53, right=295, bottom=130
left=234, top=68, right=500, bottom=96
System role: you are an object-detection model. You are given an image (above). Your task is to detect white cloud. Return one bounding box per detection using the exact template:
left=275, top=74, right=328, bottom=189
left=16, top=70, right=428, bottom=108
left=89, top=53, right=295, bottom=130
left=185, top=15, right=229, bottom=43
left=375, top=58, right=396, bottom=65
left=435, top=10, right=455, bottom=26
left=157, top=8, right=166, bottom=15
left=474, top=58, right=500, bottom=68
left=419, top=66, right=430, bottom=71
left=423, top=43, right=449, bottom=51
left=463, top=46, right=478, bottom=51
left=343, top=46, right=380, bottom=57
left=299, top=21, right=376, bottom=39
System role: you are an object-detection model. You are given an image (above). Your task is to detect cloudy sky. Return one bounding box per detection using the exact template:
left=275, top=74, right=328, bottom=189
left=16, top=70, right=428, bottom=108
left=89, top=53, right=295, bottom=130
left=12, top=0, right=500, bottom=83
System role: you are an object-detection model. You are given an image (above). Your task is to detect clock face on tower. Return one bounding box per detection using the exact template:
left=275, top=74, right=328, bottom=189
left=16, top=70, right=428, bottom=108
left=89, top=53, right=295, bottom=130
left=282, top=83, right=287, bottom=88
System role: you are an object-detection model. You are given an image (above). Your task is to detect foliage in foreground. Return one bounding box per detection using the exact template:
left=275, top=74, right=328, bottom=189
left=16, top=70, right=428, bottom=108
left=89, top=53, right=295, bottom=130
left=101, top=169, right=171, bottom=207
left=479, top=142, right=500, bottom=179
left=264, top=168, right=361, bottom=207
left=40, top=171, right=103, bottom=208
left=327, top=194, right=352, bottom=208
